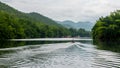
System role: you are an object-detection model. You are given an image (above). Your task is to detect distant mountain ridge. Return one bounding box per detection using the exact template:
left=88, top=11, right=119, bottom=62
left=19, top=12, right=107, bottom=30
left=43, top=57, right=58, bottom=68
left=57, top=20, right=94, bottom=31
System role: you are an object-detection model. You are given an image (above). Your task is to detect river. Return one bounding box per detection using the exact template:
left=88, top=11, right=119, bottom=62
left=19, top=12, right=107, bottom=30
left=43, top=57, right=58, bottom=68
left=0, top=38, right=120, bottom=68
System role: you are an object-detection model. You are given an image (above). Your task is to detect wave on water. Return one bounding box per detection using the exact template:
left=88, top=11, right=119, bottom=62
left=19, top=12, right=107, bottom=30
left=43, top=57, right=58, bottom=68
left=0, top=42, right=120, bottom=68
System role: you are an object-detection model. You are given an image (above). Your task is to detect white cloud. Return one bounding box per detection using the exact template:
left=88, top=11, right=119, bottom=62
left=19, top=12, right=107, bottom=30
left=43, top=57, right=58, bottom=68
left=0, top=0, right=120, bottom=22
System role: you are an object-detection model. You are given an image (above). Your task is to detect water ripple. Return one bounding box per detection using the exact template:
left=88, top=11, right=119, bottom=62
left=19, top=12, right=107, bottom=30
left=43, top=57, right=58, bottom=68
left=0, top=42, right=120, bottom=68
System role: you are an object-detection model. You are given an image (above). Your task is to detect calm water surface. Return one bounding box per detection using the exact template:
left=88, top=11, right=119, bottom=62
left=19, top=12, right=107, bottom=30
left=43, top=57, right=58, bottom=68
left=0, top=38, right=120, bottom=68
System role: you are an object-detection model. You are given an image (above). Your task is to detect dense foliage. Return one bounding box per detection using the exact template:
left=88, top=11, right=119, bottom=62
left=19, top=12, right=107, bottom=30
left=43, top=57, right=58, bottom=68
left=0, top=10, right=71, bottom=39
left=0, top=2, right=91, bottom=40
left=92, top=10, right=120, bottom=44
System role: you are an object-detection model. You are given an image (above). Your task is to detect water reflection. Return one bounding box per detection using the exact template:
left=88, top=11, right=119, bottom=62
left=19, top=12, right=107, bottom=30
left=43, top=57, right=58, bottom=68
left=0, top=41, right=25, bottom=48
left=94, top=41, right=120, bottom=52
left=0, top=41, right=68, bottom=48
left=0, top=40, right=92, bottom=48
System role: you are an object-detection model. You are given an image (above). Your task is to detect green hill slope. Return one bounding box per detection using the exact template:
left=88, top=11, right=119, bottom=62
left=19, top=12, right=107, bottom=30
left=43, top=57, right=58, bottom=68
left=0, top=1, right=70, bottom=39
left=0, top=1, right=91, bottom=40
left=0, top=1, right=60, bottom=26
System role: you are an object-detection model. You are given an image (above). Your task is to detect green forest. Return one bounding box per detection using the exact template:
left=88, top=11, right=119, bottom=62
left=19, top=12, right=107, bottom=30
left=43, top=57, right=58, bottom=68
left=92, top=10, right=120, bottom=45
left=0, top=2, right=91, bottom=40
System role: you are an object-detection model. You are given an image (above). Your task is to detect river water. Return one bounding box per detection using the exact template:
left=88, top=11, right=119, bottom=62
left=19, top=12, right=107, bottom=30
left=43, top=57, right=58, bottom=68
left=0, top=39, right=120, bottom=68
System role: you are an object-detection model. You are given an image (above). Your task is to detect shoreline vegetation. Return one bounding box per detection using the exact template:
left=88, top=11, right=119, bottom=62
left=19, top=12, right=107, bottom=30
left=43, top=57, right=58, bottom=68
left=92, top=10, right=120, bottom=52
left=0, top=2, right=91, bottom=40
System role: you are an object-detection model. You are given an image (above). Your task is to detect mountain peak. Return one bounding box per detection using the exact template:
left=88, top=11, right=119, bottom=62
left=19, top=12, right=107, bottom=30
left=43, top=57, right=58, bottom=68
left=57, top=20, right=94, bottom=31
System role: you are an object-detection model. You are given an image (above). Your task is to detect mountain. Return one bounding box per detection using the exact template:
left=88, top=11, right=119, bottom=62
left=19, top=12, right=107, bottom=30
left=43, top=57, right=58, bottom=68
left=57, top=20, right=94, bottom=31
left=27, top=12, right=61, bottom=26
left=0, top=1, right=92, bottom=40
left=0, top=1, right=61, bottom=26
left=0, top=1, right=72, bottom=39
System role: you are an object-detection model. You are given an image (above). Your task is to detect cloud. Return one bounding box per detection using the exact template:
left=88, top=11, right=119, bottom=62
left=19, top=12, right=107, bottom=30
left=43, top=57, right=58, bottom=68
left=0, top=0, right=120, bottom=22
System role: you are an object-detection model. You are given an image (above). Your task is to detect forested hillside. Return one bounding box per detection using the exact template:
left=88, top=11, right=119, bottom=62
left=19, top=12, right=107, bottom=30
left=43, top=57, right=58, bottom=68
left=0, top=10, right=71, bottom=39
left=0, top=2, right=60, bottom=26
left=0, top=2, right=91, bottom=40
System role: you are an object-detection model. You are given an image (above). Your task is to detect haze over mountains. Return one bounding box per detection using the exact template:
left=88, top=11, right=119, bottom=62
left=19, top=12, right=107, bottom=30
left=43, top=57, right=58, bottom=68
left=57, top=20, right=94, bottom=31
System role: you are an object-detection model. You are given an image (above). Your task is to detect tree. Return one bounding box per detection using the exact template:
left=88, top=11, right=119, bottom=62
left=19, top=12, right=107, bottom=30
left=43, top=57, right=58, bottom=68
left=92, top=10, right=120, bottom=44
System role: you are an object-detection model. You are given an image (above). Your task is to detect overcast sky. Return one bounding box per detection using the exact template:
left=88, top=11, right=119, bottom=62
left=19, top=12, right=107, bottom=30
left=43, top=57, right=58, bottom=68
left=0, top=0, right=120, bottom=22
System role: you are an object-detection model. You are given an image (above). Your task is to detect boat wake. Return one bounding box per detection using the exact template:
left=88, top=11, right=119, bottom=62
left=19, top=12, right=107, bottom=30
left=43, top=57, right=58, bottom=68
left=0, top=42, right=120, bottom=68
